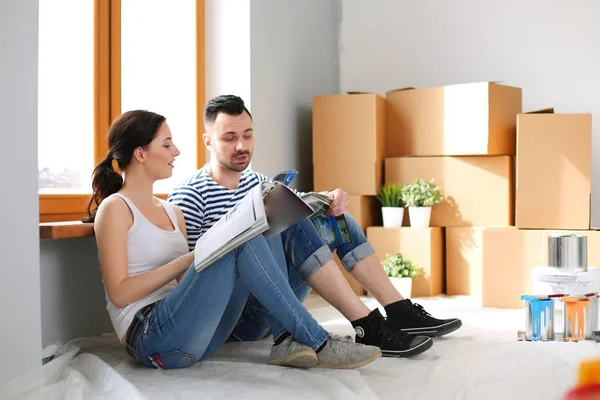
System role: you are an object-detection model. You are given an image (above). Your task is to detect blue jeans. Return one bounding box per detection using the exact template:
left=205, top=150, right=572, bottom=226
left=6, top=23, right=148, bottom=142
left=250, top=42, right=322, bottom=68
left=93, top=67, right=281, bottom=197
left=329, top=213, right=376, bottom=273
left=128, top=227, right=330, bottom=370
left=230, top=213, right=375, bottom=341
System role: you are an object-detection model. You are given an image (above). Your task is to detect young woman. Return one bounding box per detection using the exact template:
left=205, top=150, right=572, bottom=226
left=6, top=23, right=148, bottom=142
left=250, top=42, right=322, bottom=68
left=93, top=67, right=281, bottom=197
left=86, top=109, right=381, bottom=370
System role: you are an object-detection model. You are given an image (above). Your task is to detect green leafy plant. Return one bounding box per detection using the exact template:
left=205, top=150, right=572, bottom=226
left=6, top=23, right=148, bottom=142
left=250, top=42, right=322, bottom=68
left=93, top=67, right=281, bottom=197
left=400, top=178, right=443, bottom=207
left=376, top=183, right=404, bottom=207
left=382, top=253, right=421, bottom=279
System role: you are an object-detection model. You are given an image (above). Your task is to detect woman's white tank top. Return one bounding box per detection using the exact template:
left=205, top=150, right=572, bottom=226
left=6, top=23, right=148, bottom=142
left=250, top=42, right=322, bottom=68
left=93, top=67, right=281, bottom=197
left=104, top=193, right=189, bottom=341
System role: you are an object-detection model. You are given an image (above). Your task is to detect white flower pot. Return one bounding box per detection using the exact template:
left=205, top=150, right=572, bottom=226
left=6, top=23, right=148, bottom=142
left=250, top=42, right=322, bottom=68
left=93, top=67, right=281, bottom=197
left=389, top=277, right=413, bottom=298
left=408, top=206, right=432, bottom=228
left=381, top=207, right=404, bottom=228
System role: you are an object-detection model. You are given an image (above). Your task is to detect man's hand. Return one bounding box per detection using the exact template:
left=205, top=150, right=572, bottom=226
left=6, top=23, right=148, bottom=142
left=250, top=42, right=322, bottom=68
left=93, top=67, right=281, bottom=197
left=326, top=188, right=349, bottom=217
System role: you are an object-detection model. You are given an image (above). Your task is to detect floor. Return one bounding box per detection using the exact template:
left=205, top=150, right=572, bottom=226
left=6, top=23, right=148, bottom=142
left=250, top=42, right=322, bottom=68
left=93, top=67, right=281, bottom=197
left=2, top=295, right=599, bottom=400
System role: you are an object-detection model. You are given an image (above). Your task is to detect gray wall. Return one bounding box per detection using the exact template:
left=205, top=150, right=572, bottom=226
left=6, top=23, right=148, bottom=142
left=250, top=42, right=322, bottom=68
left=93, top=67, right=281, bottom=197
left=39, top=238, right=113, bottom=347
left=0, top=0, right=43, bottom=385
left=249, top=0, right=341, bottom=192
left=205, top=0, right=341, bottom=192
left=339, top=0, right=600, bottom=226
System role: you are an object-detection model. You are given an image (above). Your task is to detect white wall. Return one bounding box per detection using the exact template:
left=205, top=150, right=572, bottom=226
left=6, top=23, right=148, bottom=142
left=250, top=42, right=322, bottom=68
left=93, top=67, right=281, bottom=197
left=0, top=0, right=43, bottom=384
left=205, top=0, right=251, bottom=111
left=205, top=0, right=341, bottom=191
left=339, top=0, right=600, bottom=225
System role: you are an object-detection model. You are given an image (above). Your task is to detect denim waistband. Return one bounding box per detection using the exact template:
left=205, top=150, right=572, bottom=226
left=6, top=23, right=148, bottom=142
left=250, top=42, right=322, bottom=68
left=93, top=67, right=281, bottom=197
left=125, top=302, right=156, bottom=359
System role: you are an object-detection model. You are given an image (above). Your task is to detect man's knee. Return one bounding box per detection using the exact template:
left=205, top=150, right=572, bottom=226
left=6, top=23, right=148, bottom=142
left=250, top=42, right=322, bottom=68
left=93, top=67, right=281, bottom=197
left=282, top=218, right=334, bottom=280
left=336, top=212, right=376, bottom=273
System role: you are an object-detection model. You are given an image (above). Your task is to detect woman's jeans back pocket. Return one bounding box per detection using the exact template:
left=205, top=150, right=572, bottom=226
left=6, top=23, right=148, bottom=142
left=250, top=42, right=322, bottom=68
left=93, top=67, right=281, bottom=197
left=149, top=350, right=195, bottom=369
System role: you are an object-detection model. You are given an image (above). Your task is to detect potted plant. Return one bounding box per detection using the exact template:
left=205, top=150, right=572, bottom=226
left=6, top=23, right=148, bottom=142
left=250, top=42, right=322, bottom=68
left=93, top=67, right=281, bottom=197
left=400, top=178, right=443, bottom=228
left=376, top=183, right=405, bottom=228
left=382, top=253, right=421, bottom=298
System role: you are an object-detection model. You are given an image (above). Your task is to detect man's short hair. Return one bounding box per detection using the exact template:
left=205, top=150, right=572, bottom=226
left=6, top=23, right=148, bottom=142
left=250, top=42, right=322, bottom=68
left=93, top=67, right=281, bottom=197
left=204, top=95, right=252, bottom=126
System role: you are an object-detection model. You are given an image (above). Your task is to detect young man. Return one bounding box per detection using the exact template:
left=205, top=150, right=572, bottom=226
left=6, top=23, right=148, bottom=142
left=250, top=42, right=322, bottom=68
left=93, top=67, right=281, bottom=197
left=168, top=95, right=462, bottom=358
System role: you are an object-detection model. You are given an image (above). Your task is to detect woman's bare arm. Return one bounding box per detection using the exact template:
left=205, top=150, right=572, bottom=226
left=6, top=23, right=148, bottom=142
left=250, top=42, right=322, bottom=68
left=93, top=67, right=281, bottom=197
left=94, top=196, right=194, bottom=308
left=173, top=205, right=191, bottom=283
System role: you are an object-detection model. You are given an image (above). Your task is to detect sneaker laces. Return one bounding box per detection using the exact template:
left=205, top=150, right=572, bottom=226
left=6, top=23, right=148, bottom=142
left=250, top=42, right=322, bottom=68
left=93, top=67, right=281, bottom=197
left=331, top=333, right=353, bottom=342
left=327, top=335, right=352, bottom=356
left=412, top=302, right=432, bottom=317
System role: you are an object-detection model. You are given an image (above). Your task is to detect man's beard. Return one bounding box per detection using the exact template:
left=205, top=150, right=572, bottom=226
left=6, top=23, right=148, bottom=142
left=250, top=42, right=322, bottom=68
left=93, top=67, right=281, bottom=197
left=218, top=151, right=252, bottom=172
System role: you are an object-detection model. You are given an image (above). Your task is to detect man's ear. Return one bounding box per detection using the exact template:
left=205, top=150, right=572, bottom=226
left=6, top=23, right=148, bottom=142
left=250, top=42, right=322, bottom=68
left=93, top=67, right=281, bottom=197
left=203, top=132, right=213, bottom=151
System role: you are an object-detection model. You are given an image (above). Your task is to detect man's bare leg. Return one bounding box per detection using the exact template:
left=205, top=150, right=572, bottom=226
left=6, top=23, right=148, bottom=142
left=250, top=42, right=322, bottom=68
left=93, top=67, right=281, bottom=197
left=305, top=259, right=371, bottom=322
left=349, top=253, right=403, bottom=307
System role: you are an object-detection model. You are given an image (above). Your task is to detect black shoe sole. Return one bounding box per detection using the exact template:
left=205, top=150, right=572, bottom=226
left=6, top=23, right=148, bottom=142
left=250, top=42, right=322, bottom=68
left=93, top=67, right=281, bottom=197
left=381, top=337, right=433, bottom=358
left=400, top=319, right=463, bottom=337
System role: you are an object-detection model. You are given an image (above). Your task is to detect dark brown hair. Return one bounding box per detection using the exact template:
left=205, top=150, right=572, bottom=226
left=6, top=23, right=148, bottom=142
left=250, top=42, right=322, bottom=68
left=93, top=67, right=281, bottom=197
left=83, top=110, right=166, bottom=222
left=204, top=94, right=252, bottom=126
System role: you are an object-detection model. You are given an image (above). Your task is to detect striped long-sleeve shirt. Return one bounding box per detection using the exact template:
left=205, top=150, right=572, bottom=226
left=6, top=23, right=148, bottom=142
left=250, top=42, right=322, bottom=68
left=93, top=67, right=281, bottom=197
left=167, top=166, right=274, bottom=251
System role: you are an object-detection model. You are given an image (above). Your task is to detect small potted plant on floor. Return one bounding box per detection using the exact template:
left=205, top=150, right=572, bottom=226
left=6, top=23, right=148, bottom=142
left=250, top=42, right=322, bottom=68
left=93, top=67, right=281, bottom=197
left=400, top=178, right=443, bottom=228
left=382, top=253, right=421, bottom=298
left=376, top=183, right=405, bottom=228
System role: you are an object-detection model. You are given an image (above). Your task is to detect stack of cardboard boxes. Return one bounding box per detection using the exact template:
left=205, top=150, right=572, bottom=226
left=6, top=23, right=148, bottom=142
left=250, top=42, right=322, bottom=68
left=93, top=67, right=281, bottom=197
left=312, top=82, right=595, bottom=308
left=312, top=94, right=384, bottom=295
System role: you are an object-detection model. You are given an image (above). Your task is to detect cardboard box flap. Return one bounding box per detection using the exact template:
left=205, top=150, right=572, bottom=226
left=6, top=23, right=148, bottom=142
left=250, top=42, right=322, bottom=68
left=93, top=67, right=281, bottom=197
left=386, top=87, right=417, bottom=93
left=388, top=81, right=514, bottom=94
left=345, top=91, right=375, bottom=95
left=523, top=108, right=555, bottom=115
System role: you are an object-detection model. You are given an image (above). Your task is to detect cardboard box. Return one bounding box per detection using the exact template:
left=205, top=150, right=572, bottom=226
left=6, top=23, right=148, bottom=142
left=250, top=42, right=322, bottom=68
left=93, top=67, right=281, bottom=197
left=515, top=110, right=592, bottom=229
left=347, top=195, right=382, bottom=233
left=446, top=227, right=485, bottom=296
left=482, top=228, right=600, bottom=309
left=386, top=82, right=522, bottom=157
left=366, top=227, right=444, bottom=297
left=385, top=156, right=514, bottom=227
left=313, top=93, right=385, bottom=195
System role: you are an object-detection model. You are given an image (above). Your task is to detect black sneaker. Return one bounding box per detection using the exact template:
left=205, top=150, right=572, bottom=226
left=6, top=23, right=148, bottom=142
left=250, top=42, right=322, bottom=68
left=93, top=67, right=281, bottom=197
left=352, top=308, right=433, bottom=358
left=379, top=320, right=433, bottom=358
left=386, top=299, right=462, bottom=337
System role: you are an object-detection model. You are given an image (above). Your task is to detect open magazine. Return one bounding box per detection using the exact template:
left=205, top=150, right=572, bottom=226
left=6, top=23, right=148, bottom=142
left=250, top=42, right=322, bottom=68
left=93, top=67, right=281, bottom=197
left=272, top=169, right=353, bottom=248
left=193, top=180, right=314, bottom=273
left=193, top=169, right=353, bottom=273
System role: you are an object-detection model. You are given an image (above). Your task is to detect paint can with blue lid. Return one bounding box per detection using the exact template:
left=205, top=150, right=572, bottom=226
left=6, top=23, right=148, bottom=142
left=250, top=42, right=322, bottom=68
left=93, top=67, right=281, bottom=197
left=521, top=295, right=555, bottom=341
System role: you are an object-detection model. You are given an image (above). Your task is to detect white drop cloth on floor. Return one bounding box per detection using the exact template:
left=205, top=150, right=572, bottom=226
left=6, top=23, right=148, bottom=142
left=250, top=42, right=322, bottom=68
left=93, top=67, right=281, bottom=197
left=2, top=295, right=598, bottom=400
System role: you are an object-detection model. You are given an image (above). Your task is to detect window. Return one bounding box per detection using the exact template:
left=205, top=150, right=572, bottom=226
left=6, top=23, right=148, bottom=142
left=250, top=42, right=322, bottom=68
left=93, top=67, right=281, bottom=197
left=38, top=0, right=205, bottom=222
left=38, top=0, right=95, bottom=194
left=121, top=0, right=198, bottom=194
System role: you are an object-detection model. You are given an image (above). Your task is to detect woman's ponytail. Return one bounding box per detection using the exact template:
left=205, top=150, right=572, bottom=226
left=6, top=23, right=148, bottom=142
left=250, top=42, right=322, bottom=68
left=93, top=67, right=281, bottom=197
left=81, top=110, right=167, bottom=222
left=82, top=152, right=123, bottom=222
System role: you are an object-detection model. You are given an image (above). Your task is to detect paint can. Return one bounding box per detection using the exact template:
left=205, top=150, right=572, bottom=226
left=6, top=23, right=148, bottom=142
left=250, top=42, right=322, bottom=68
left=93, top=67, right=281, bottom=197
left=521, top=295, right=555, bottom=341
left=548, top=235, right=588, bottom=271
left=561, top=294, right=599, bottom=341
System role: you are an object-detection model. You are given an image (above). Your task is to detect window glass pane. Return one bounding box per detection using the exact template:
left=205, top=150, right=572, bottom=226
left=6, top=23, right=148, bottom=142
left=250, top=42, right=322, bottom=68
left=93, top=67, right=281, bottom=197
left=38, top=0, right=95, bottom=194
left=121, top=0, right=197, bottom=194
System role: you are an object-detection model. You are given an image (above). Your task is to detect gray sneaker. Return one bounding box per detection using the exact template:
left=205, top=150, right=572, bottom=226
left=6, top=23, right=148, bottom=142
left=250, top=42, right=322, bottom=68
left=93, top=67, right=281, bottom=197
left=268, top=336, right=317, bottom=368
left=316, top=335, right=382, bottom=369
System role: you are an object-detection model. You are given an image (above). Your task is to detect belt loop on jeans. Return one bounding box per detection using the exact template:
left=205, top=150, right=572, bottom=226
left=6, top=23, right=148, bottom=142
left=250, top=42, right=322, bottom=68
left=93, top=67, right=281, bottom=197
left=125, top=302, right=156, bottom=359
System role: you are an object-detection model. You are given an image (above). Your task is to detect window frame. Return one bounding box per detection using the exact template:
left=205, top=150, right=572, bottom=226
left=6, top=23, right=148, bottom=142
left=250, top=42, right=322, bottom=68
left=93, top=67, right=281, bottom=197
left=39, top=0, right=206, bottom=223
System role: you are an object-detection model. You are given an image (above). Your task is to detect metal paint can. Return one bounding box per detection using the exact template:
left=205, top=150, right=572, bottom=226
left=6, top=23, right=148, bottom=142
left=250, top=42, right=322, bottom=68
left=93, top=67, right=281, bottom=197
left=521, top=295, right=555, bottom=341
left=561, top=294, right=599, bottom=341
left=548, top=235, right=588, bottom=271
